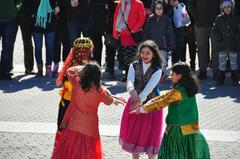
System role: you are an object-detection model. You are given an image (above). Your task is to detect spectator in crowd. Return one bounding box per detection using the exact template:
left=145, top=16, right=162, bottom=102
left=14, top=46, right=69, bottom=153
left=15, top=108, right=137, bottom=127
left=188, top=0, right=220, bottom=79
left=113, top=0, right=146, bottom=82
left=104, top=0, right=118, bottom=78
left=211, top=0, right=240, bottom=86
left=143, top=0, right=175, bottom=83
left=13, top=0, right=34, bottom=75
left=65, top=0, right=90, bottom=46
left=89, top=0, right=109, bottom=66
left=30, top=0, right=59, bottom=77
left=0, top=0, right=16, bottom=80
left=180, top=0, right=197, bottom=72
left=52, top=0, right=71, bottom=76
left=166, top=0, right=189, bottom=65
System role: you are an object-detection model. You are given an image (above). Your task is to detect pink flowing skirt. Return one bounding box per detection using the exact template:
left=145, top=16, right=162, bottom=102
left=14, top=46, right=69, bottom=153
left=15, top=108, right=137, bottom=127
left=119, top=98, right=164, bottom=155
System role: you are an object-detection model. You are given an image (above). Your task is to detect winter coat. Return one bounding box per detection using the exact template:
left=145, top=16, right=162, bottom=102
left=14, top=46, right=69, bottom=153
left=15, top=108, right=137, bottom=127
left=187, top=0, right=220, bottom=28
left=143, top=14, right=175, bottom=51
left=64, top=0, right=90, bottom=23
left=113, top=0, right=146, bottom=46
left=211, top=14, right=240, bottom=52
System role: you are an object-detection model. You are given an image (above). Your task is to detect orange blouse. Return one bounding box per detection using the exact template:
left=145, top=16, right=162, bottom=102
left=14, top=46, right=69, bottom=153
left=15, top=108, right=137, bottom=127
left=63, top=70, right=113, bottom=138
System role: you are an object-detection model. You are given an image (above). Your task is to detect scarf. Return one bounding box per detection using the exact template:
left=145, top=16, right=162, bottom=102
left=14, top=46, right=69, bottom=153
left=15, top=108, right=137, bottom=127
left=35, top=0, right=53, bottom=28
left=115, top=0, right=131, bottom=32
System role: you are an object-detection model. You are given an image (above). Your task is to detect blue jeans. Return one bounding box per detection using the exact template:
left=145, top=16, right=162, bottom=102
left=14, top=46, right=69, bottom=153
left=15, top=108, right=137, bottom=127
left=33, top=32, right=55, bottom=65
left=0, top=20, right=15, bottom=73
left=67, top=20, right=88, bottom=46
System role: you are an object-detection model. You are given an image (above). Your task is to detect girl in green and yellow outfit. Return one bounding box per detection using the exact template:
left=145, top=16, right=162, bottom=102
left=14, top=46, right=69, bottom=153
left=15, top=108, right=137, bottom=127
left=54, top=37, right=93, bottom=146
left=131, top=62, right=210, bottom=159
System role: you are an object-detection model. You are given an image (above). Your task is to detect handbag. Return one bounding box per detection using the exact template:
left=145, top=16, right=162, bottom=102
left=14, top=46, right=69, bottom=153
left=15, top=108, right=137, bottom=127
left=131, top=29, right=144, bottom=43
left=104, top=33, right=120, bottom=47
left=121, top=9, right=143, bottom=43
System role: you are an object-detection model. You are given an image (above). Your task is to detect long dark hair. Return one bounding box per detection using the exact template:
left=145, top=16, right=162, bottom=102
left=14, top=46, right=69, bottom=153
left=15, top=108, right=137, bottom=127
left=137, top=40, right=162, bottom=68
left=79, top=62, right=102, bottom=92
left=172, top=62, right=199, bottom=96
left=152, top=0, right=167, bottom=15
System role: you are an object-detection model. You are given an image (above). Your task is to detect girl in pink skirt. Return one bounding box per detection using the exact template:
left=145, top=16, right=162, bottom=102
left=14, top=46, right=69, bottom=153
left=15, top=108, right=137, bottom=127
left=119, top=40, right=164, bottom=159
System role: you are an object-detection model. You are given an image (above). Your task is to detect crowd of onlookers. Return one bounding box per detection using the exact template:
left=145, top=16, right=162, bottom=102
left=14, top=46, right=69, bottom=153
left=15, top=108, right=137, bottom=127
left=0, top=0, right=239, bottom=85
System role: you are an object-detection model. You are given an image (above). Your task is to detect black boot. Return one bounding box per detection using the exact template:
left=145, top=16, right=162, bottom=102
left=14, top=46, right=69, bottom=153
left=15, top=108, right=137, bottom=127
left=216, top=71, right=225, bottom=86
left=231, top=71, right=239, bottom=86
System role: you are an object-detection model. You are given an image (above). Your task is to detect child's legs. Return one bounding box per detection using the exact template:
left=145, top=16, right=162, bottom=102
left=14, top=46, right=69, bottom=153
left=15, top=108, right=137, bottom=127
left=218, top=51, right=227, bottom=71
left=159, top=50, right=169, bottom=75
left=229, top=51, right=238, bottom=71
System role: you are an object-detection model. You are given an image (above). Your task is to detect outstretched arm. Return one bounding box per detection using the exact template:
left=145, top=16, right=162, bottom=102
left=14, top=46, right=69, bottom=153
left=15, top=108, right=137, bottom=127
left=130, top=89, right=182, bottom=114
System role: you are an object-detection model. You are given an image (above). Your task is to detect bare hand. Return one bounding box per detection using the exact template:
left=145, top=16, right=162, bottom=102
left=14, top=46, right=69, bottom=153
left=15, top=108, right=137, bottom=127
left=112, top=96, right=126, bottom=104
left=129, top=107, right=142, bottom=114
left=129, top=89, right=140, bottom=103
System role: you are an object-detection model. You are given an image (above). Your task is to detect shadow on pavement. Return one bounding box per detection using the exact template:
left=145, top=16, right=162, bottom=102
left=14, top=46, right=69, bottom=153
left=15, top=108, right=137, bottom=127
left=0, top=74, right=57, bottom=93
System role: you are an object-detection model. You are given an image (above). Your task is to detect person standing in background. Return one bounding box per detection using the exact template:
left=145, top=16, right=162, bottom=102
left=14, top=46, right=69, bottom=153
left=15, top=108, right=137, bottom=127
left=180, top=0, right=197, bottom=72
left=88, top=0, right=108, bottom=66
left=13, top=0, right=34, bottom=75
left=113, top=0, right=146, bottom=82
left=0, top=0, right=17, bottom=80
left=104, top=0, right=118, bottom=78
left=52, top=0, right=71, bottom=76
left=211, top=0, right=240, bottom=86
left=188, top=0, right=220, bottom=79
left=30, top=0, right=60, bottom=77
left=65, top=0, right=90, bottom=46
left=143, top=0, right=175, bottom=83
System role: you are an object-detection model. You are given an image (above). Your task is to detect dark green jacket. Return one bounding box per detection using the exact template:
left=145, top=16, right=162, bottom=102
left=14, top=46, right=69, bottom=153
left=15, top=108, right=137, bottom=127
left=0, top=0, right=17, bottom=20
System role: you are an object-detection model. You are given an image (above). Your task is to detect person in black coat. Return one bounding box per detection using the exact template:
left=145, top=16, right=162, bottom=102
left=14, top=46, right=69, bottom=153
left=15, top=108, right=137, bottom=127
left=13, top=0, right=34, bottom=75
left=211, top=0, right=240, bottom=86
left=188, top=0, right=220, bottom=79
left=88, top=0, right=108, bottom=66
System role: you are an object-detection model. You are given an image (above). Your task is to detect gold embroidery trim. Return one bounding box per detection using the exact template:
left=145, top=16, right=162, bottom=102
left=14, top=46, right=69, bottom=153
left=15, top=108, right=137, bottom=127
left=180, top=123, right=199, bottom=135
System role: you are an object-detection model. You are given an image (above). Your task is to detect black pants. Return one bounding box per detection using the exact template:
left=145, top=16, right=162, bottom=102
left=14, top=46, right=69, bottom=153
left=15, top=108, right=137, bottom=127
left=90, top=34, right=103, bottom=66
left=181, top=30, right=197, bottom=69
left=105, top=45, right=117, bottom=72
left=13, top=14, right=34, bottom=71
left=57, top=99, right=70, bottom=131
left=53, top=20, right=70, bottom=63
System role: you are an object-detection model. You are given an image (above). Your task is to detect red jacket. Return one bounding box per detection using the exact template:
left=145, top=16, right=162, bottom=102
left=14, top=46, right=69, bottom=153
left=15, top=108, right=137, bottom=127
left=113, top=0, right=146, bottom=46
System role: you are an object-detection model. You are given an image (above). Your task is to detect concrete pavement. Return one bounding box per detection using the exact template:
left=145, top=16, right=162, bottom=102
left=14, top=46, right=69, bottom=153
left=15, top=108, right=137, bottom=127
left=0, top=32, right=240, bottom=159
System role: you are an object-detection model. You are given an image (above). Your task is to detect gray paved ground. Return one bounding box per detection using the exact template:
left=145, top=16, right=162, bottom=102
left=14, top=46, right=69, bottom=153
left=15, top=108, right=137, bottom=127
left=0, top=32, right=240, bottom=159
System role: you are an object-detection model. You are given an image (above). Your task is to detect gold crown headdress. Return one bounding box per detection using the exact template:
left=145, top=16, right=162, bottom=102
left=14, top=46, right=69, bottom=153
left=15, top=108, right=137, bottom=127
left=56, top=37, right=94, bottom=86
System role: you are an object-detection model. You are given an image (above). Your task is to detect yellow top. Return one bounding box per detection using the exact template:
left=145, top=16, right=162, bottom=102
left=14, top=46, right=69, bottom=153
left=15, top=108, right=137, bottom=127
left=59, top=81, right=72, bottom=101
left=143, top=89, right=183, bottom=112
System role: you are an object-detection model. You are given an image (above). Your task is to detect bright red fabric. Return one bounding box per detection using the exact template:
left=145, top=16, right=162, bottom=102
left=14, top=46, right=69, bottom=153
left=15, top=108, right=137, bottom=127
left=51, top=129, right=102, bottom=159
left=113, top=0, right=146, bottom=46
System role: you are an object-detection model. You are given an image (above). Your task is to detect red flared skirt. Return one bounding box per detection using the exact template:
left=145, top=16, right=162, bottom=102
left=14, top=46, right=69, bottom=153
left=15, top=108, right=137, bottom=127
left=51, top=129, right=102, bottom=159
